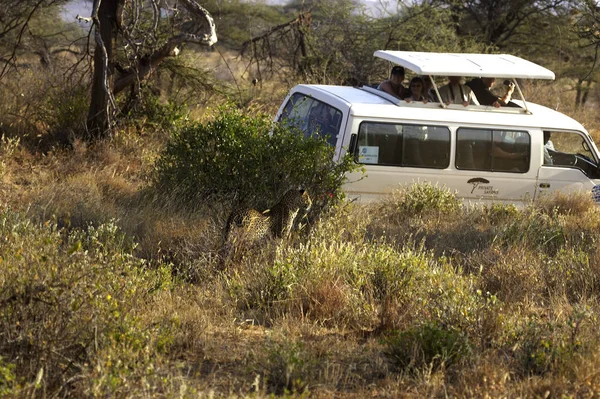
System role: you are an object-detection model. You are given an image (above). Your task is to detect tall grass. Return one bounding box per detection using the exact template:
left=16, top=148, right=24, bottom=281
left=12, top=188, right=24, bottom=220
left=4, top=62, right=600, bottom=396
left=5, top=147, right=600, bottom=397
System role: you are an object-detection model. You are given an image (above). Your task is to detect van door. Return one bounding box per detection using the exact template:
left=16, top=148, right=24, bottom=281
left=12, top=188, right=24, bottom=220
left=345, top=121, right=452, bottom=201
left=535, top=130, right=597, bottom=200
left=347, top=123, right=539, bottom=203
left=453, top=127, right=537, bottom=203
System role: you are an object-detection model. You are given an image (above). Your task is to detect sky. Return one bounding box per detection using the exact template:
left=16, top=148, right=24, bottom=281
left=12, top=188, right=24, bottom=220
left=61, top=0, right=396, bottom=24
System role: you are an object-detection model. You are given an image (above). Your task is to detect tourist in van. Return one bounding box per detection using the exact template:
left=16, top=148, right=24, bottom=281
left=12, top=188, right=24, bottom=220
left=404, top=77, right=428, bottom=103
left=378, top=66, right=411, bottom=99
left=543, top=131, right=555, bottom=164
left=466, top=77, right=515, bottom=108
left=437, top=76, right=479, bottom=106
left=421, top=75, right=438, bottom=102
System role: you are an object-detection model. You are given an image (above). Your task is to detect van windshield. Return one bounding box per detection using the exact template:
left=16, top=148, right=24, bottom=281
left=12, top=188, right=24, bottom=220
left=279, top=93, right=343, bottom=146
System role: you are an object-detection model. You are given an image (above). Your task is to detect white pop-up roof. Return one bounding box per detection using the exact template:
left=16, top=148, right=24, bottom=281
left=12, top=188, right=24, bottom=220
left=374, top=51, right=555, bottom=80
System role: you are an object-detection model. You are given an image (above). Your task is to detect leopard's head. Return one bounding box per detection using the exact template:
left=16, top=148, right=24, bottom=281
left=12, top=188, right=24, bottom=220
left=282, top=188, right=312, bottom=214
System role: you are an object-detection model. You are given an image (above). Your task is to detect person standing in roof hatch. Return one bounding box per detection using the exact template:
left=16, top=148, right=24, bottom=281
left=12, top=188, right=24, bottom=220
left=378, top=66, right=411, bottom=99
left=438, top=76, right=479, bottom=107
left=421, top=75, right=438, bottom=102
left=466, top=77, right=515, bottom=108
left=404, top=77, right=428, bottom=103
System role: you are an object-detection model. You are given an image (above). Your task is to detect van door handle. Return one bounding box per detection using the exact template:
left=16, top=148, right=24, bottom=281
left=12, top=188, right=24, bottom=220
left=539, top=183, right=550, bottom=188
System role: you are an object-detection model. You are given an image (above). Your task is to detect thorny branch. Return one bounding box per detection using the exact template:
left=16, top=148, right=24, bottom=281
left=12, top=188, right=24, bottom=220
left=86, top=0, right=217, bottom=136
left=0, top=0, right=47, bottom=80
left=112, top=0, right=217, bottom=94
left=240, top=11, right=311, bottom=80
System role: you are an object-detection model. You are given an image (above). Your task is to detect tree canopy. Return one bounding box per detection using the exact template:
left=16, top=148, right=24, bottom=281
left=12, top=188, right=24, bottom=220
left=1, top=0, right=600, bottom=141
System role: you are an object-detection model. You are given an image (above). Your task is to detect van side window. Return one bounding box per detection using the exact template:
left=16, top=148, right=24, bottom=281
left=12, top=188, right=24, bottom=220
left=456, top=128, right=530, bottom=173
left=355, top=122, right=450, bottom=169
left=542, top=130, right=600, bottom=177
left=279, top=93, right=343, bottom=146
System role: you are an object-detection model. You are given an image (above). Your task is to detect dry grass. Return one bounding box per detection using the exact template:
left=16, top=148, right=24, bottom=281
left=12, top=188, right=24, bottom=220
left=536, top=190, right=597, bottom=216
left=6, top=59, right=600, bottom=398
left=5, top=137, right=600, bottom=396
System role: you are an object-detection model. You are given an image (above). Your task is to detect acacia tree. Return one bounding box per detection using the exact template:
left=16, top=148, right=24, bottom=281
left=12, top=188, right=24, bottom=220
left=87, top=0, right=217, bottom=139
left=240, top=0, right=487, bottom=86
left=0, top=0, right=73, bottom=79
left=574, top=0, right=600, bottom=69
left=571, top=0, right=600, bottom=107
left=436, top=0, right=575, bottom=48
left=0, top=0, right=218, bottom=140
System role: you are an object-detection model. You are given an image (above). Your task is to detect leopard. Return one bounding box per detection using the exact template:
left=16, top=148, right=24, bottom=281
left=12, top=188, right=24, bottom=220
left=223, top=188, right=312, bottom=248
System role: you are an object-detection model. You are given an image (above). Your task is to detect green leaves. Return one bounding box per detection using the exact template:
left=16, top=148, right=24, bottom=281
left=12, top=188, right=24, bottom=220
left=151, top=105, right=358, bottom=212
left=0, top=209, right=173, bottom=396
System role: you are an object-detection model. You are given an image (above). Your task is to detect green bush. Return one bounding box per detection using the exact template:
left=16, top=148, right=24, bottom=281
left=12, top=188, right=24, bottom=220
left=125, top=89, right=188, bottom=130
left=384, top=322, right=471, bottom=372
left=482, top=203, right=520, bottom=225
left=496, top=208, right=565, bottom=254
left=151, top=106, right=358, bottom=212
left=382, top=182, right=462, bottom=220
left=264, top=340, right=316, bottom=395
left=511, top=313, right=586, bottom=376
left=38, top=85, right=89, bottom=144
left=0, top=356, right=16, bottom=396
left=0, top=210, right=173, bottom=396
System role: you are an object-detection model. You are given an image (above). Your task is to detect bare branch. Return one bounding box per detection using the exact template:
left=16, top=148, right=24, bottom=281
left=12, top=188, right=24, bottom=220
left=241, top=11, right=311, bottom=55
left=0, top=0, right=46, bottom=80
left=177, top=0, right=218, bottom=46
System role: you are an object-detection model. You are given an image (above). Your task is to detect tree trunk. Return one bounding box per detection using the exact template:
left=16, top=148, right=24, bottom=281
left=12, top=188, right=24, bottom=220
left=84, top=0, right=217, bottom=140
left=575, top=78, right=583, bottom=109
left=86, top=0, right=119, bottom=139
left=582, top=79, right=592, bottom=106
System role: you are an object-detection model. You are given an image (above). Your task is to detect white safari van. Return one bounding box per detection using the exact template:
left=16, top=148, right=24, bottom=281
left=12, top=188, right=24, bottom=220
left=276, top=51, right=600, bottom=204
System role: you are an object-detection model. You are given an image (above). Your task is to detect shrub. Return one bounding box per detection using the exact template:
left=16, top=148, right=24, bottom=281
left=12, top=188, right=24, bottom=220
left=511, top=313, right=587, bottom=376
left=36, top=84, right=89, bottom=147
left=0, top=210, right=173, bottom=396
left=150, top=105, right=358, bottom=212
left=384, top=322, right=471, bottom=373
left=264, top=340, right=316, bottom=395
left=482, top=202, right=520, bottom=225
left=124, top=89, right=188, bottom=130
left=496, top=207, right=566, bottom=254
left=541, top=248, right=600, bottom=302
left=0, top=357, right=16, bottom=396
left=379, top=182, right=461, bottom=222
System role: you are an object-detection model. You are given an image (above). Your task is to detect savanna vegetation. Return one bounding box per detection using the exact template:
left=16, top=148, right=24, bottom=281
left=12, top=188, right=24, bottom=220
left=4, top=0, right=600, bottom=397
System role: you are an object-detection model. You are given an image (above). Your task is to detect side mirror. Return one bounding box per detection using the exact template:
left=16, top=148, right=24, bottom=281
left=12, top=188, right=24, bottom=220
left=349, top=133, right=357, bottom=156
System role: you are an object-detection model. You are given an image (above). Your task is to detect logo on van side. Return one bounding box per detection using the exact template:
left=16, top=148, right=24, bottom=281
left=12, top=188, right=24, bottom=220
left=468, top=177, right=498, bottom=195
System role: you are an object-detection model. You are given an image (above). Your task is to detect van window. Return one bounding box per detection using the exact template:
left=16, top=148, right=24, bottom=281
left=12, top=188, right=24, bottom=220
left=543, top=130, right=600, bottom=177
left=279, top=93, right=343, bottom=146
left=355, top=122, right=450, bottom=168
left=456, top=128, right=530, bottom=173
